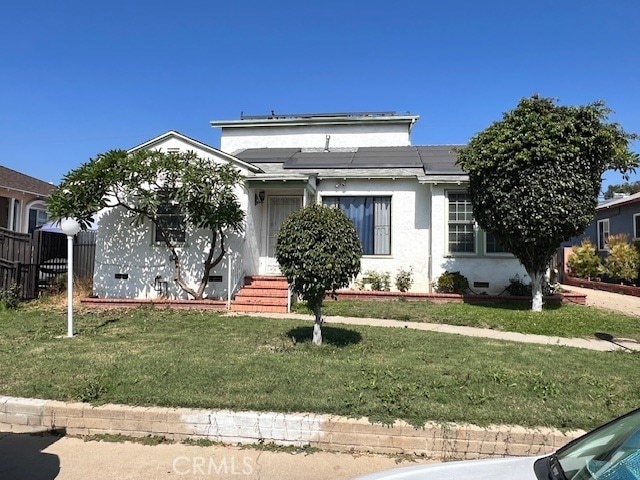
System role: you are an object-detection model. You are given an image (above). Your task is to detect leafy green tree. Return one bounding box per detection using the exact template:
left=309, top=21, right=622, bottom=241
left=47, top=149, right=244, bottom=299
left=604, top=234, right=640, bottom=284
left=457, top=96, right=638, bottom=311
left=604, top=180, right=640, bottom=199
left=567, top=239, right=603, bottom=279
left=276, top=204, right=362, bottom=345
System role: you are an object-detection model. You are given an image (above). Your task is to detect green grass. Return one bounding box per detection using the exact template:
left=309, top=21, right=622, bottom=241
left=297, top=300, right=640, bottom=341
left=1, top=306, right=639, bottom=432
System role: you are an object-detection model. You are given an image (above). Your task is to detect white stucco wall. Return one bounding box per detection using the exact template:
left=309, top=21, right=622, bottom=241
left=220, top=124, right=411, bottom=153
left=429, top=184, right=526, bottom=294
left=93, top=135, right=249, bottom=299
left=317, top=178, right=432, bottom=292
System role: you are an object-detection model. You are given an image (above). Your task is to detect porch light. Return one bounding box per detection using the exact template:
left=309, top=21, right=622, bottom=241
left=255, top=190, right=266, bottom=205
left=60, top=217, right=81, bottom=338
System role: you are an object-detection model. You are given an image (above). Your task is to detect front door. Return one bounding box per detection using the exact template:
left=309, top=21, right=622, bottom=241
left=265, top=196, right=302, bottom=274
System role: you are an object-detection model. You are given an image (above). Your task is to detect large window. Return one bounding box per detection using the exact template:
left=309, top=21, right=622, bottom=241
left=597, top=219, right=610, bottom=251
left=155, top=194, right=186, bottom=244
left=323, top=196, right=391, bottom=255
left=634, top=214, right=640, bottom=240
left=447, top=192, right=475, bottom=253
left=28, top=207, right=48, bottom=233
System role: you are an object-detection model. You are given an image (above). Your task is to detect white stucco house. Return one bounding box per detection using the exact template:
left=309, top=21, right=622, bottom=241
left=93, top=111, right=526, bottom=305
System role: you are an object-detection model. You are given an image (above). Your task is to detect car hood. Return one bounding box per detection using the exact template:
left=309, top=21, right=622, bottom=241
left=353, top=455, right=541, bottom=480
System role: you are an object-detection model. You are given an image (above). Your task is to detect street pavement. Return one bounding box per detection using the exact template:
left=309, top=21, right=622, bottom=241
left=0, top=432, right=419, bottom=480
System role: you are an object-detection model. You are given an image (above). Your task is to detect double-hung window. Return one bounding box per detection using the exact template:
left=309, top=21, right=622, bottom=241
left=155, top=191, right=186, bottom=244
left=597, top=219, right=610, bottom=251
left=447, top=192, right=475, bottom=254
left=323, top=196, right=391, bottom=255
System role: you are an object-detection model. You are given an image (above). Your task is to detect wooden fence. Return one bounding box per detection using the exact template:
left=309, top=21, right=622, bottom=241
left=0, top=227, right=96, bottom=300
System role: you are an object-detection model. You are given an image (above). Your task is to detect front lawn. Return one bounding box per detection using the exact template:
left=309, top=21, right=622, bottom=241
left=1, top=307, right=639, bottom=431
left=300, top=301, right=640, bottom=341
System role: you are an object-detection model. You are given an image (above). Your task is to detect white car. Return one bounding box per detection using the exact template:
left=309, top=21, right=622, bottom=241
left=353, top=408, right=640, bottom=479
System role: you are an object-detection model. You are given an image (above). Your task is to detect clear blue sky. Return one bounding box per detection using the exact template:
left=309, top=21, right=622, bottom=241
left=2, top=0, right=638, bottom=193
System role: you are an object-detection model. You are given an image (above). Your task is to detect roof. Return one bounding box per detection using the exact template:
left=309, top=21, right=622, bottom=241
left=597, top=191, right=640, bottom=210
left=211, top=111, right=420, bottom=129
left=129, top=130, right=262, bottom=173
left=234, top=145, right=465, bottom=177
left=0, top=166, right=55, bottom=197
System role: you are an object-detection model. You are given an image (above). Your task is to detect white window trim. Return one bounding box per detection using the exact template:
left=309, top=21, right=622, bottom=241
left=634, top=213, right=640, bottom=241
left=445, top=190, right=477, bottom=256
left=597, top=219, right=610, bottom=251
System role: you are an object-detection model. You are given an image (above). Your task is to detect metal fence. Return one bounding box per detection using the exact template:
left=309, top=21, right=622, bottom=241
left=0, top=227, right=96, bottom=300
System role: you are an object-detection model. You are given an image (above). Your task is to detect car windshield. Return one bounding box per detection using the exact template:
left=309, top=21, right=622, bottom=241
left=555, top=409, right=640, bottom=480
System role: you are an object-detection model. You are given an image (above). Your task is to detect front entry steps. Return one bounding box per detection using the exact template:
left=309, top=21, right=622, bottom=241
left=231, top=276, right=290, bottom=313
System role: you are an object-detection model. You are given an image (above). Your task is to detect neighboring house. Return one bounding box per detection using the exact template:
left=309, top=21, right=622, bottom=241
left=0, top=166, right=54, bottom=233
left=94, top=112, right=526, bottom=300
left=579, top=192, right=640, bottom=254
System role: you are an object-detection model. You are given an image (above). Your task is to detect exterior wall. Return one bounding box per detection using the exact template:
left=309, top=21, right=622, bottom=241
left=317, top=178, right=432, bottom=292
left=430, top=185, right=526, bottom=294
left=0, top=187, right=48, bottom=233
left=92, top=136, right=249, bottom=300
left=220, top=124, right=411, bottom=153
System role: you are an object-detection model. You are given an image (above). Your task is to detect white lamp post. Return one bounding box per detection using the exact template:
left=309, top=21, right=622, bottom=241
left=60, top=217, right=81, bottom=338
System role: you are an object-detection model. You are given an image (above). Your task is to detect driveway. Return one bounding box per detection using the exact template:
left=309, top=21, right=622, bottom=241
left=562, top=284, right=640, bottom=317
left=0, top=432, right=418, bottom=480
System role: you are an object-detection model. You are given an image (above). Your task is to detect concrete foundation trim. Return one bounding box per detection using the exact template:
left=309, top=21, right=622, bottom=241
left=0, top=396, right=584, bottom=459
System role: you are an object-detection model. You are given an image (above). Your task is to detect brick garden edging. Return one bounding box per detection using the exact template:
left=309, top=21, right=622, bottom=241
left=0, top=396, right=583, bottom=460
left=564, top=276, right=640, bottom=298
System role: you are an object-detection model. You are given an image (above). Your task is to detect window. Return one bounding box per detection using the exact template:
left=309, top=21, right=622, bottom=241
left=485, top=232, right=509, bottom=254
left=155, top=194, right=186, bottom=244
left=28, top=207, right=48, bottom=233
left=597, top=219, right=610, bottom=251
left=634, top=214, right=640, bottom=240
left=323, top=196, right=391, bottom=255
left=447, top=192, right=475, bottom=253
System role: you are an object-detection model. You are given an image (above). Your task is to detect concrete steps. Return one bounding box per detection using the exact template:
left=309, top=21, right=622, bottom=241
left=231, top=276, right=290, bottom=313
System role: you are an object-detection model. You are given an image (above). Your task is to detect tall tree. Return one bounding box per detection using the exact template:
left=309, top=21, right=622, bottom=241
left=604, top=180, right=640, bottom=199
left=276, top=204, right=362, bottom=345
left=457, top=96, right=638, bottom=311
left=47, top=149, right=244, bottom=299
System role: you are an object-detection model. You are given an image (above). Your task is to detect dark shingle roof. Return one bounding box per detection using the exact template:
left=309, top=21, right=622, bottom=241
left=234, top=145, right=463, bottom=175
left=0, top=166, right=55, bottom=196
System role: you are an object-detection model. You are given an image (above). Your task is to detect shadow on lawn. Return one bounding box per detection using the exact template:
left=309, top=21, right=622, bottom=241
left=286, top=326, right=362, bottom=347
left=461, top=300, right=562, bottom=312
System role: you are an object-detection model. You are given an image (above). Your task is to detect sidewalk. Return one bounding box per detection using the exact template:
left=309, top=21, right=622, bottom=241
left=229, top=307, right=640, bottom=352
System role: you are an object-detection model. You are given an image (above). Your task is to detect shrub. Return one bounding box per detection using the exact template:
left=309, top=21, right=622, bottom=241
left=504, top=274, right=555, bottom=297
left=505, top=274, right=531, bottom=296
left=567, top=239, right=603, bottom=279
left=434, top=271, right=469, bottom=294
left=395, top=267, right=413, bottom=293
left=367, top=271, right=391, bottom=291
left=0, top=284, right=20, bottom=310
left=604, top=234, right=640, bottom=283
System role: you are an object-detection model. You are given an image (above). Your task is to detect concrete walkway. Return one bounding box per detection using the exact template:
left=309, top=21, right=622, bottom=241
left=560, top=284, right=640, bottom=318
left=229, top=296, right=640, bottom=352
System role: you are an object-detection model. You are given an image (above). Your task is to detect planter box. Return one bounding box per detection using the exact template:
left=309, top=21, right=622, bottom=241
left=564, top=276, right=640, bottom=298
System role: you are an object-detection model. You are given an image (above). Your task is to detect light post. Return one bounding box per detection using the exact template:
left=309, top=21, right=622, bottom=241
left=60, top=217, right=81, bottom=338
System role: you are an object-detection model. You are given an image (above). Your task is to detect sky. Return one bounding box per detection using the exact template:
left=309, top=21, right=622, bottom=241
left=2, top=0, right=639, bottom=194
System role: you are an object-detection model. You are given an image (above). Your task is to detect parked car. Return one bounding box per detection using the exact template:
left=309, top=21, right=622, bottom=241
left=353, top=407, right=640, bottom=479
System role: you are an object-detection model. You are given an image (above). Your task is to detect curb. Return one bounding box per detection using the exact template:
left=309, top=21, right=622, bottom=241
left=0, top=396, right=584, bottom=460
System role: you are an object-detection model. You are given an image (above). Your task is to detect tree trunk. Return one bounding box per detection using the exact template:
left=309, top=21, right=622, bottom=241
left=530, top=271, right=544, bottom=312
left=313, top=304, right=323, bottom=346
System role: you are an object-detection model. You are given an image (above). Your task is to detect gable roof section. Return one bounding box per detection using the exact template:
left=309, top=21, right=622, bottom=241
left=129, top=130, right=262, bottom=173
left=0, top=166, right=55, bottom=197
left=234, top=145, right=465, bottom=177
left=597, top=191, right=640, bottom=210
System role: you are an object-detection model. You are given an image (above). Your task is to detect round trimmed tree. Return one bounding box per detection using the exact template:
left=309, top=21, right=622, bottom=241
left=457, top=96, right=638, bottom=311
left=276, top=204, right=362, bottom=345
